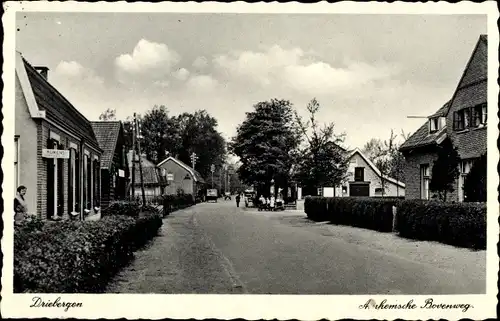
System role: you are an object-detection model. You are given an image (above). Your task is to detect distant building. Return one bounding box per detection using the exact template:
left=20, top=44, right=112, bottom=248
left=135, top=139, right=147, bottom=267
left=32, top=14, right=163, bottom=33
left=157, top=156, right=206, bottom=198
left=400, top=35, right=487, bottom=202
left=91, top=121, right=130, bottom=208
left=337, top=148, right=405, bottom=198
left=15, top=52, right=102, bottom=220
left=127, top=150, right=166, bottom=199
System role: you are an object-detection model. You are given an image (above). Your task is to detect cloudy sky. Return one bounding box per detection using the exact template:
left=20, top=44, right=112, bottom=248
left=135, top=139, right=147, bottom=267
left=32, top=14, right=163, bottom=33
left=16, top=13, right=486, bottom=149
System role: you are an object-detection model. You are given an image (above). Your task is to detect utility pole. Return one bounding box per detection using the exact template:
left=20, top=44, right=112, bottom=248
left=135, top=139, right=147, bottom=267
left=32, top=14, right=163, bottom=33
left=131, top=119, right=136, bottom=199
left=190, top=152, right=197, bottom=171
left=134, top=114, right=146, bottom=206
left=210, top=164, right=215, bottom=188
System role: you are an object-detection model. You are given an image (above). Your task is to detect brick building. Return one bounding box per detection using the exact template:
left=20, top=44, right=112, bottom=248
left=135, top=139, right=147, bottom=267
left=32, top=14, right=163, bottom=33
left=400, top=35, right=487, bottom=202
left=91, top=121, right=130, bottom=208
left=157, top=156, right=206, bottom=199
left=15, top=52, right=103, bottom=220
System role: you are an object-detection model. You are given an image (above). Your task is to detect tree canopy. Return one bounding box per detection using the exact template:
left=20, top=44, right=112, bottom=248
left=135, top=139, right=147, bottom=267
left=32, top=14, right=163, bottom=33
left=230, top=99, right=301, bottom=196
left=294, top=98, right=348, bottom=195
left=464, top=153, right=486, bottom=202
left=429, top=137, right=461, bottom=201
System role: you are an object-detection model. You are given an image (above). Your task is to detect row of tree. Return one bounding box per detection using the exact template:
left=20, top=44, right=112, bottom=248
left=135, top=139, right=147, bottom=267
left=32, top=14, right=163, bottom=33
left=230, top=98, right=350, bottom=199
left=99, top=106, right=228, bottom=188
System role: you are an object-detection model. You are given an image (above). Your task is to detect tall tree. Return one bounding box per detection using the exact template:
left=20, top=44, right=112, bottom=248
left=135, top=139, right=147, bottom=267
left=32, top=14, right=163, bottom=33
left=172, top=110, right=227, bottom=180
left=140, top=105, right=181, bottom=164
left=363, top=129, right=406, bottom=197
left=294, top=98, right=348, bottom=196
left=429, top=137, right=460, bottom=201
left=99, top=108, right=117, bottom=121
left=464, top=152, right=487, bottom=202
left=230, top=99, right=301, bottom=197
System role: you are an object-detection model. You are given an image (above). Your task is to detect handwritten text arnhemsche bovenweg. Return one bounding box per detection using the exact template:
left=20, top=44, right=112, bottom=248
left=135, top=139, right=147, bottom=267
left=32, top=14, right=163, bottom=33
left=359, top=298, right=472, bottom=312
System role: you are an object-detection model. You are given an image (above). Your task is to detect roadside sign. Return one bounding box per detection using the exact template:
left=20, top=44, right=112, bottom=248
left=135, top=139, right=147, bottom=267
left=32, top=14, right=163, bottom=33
left=118, top=169, right=125, bottom=177
left=42, top=149, right=69, bottom=159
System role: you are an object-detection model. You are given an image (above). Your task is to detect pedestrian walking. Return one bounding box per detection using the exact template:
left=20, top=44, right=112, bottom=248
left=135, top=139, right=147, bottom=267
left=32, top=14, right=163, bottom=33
left=14, top=185, right=28, bottom=223
left=236, top=193, right=241, bottom=207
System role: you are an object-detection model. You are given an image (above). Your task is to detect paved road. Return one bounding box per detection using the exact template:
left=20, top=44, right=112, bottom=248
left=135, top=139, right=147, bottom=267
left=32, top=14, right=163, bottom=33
left=107, top=200, right=485, bottom=294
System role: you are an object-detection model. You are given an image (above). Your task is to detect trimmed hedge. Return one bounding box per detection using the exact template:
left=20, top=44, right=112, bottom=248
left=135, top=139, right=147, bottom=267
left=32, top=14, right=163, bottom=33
left=162, top=193, right=195, bottom=216
left=305, top=197, right=399, bottom=232
left=14, top=212, right=162, bottom=293
left=101, top=200, right=141, bottom=218
left=396, top=200, right=486, bottom=249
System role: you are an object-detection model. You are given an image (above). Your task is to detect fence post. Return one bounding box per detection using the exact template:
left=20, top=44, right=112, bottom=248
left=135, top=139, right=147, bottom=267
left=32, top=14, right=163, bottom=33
left=392, top=205, right=398, bottom=233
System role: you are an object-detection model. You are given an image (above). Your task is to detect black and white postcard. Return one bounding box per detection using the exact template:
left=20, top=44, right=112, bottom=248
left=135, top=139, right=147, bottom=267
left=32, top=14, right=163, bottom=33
left=2, top=1, right=498, bottom=320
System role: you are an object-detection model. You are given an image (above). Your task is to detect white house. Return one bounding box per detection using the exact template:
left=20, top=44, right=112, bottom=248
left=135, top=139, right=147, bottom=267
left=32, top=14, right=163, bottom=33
left=338, top=148, right=405, bottom=197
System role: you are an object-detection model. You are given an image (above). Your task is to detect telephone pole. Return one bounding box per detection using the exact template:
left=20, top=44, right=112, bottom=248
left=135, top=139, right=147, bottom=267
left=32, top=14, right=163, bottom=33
left=131, top=119, right=136, bottom=199
left=135, top=114, right=147, bottom=206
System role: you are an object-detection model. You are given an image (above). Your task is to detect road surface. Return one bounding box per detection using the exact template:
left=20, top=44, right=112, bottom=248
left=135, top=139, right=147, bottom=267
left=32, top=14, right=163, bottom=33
left=107, top=200, right=485, bottom=294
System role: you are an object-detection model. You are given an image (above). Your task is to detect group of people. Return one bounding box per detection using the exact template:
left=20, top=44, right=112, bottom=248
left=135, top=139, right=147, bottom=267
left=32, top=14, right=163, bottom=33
left=257, top=194, right=284, bottom=211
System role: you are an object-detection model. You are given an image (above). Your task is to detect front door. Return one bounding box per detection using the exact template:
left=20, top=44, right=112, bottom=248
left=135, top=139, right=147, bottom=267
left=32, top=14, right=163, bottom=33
left=349, top=183, right=370, bottom=197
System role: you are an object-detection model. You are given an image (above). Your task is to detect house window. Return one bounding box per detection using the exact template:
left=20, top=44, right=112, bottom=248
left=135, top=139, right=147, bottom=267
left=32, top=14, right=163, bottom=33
left=464, top=108, right=471, bottom=128
left=354, top=167, right=364, bottom=181
left=429, top=118, right=439, bottom=132
left=68, top=148, right=77, bottom=213
left=375, top=187, right=383, bottom=195
left=14, top=136, right=19, bottom=191
left=482, top=104, right=487, bottom=124
left=420, top=164, right=430, bottom=200
left=459, top=159, right=475, bottom=202
left=455, top=104, right=487, bottom=131
left=453, top=110, right=465, bottom=131
left=93, top=158, right=100, bottom=207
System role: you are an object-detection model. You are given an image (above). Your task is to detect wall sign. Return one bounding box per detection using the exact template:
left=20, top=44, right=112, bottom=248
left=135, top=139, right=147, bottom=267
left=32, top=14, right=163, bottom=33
left=118, top=169, right=125, bottom=177
left=42, top=149, right=70, bottom=159
left=167, top=173, right=174, bottom=181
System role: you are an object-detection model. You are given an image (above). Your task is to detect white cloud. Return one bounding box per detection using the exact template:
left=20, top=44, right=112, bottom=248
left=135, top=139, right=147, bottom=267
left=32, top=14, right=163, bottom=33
left=192, top=56, right=208, bottom=70
left=172, top=68, right=190, bottom=81
left=186, top=74, right=218, bottom=91
left=54, top=60, right=104, bottom=85
left=115, top=39, right=180, bottom=74
left=153, top=80, right=170, bottom=88
left=213, top=44, right=395, bottom=95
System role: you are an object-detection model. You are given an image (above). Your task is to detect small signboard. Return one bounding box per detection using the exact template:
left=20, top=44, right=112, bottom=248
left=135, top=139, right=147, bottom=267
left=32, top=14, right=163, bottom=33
left=42, top=149, right=69, bottom=159
left=118, top=169, right=125, bottom=177
left=167, top=173, right=174, bottom=181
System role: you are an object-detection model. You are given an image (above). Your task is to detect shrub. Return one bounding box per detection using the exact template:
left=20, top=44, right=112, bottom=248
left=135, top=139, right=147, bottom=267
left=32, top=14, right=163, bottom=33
left=304, top=196, right=328, bottom=221
left=101, top=200, right=141, bottom=218
left=305, top=196, right=399, bottom=232
left=14, top=213, right=162, bottom=293
left=396, top=200, right=486, bottom=249
left=162, top=193, right=195, bottom=216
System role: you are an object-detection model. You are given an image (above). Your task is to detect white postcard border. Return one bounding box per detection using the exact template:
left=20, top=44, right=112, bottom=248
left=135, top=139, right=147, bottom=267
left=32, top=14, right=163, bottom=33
left=2, top=1, right=498, bottom=320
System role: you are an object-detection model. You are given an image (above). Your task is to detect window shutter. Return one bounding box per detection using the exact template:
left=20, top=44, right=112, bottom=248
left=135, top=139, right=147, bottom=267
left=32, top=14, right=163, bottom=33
left=57, top=142, right=64, bottom=217
left=46, top=138, right=55, bottom=219
left=75, top=151, right=80, bottom=212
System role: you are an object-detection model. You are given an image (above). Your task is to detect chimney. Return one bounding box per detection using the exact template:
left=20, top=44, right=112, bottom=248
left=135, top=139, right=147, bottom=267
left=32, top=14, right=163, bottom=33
left=34, top=66, right=49, bottom=80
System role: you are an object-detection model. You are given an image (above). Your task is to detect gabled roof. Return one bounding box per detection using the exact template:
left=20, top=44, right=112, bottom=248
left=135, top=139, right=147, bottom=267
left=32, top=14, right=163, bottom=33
left=91, top=121, right=122, bottom=169
left=444, top=34, right=487, bottom=117
left=348, top=148, right=405, bottom=188
left=399, top=101, right=450, bottom=151
left=157, top=156, right=206, bottom=183
left=126, top=150, right=161, bottom=186
left=18, top=52, right=100, bottom=151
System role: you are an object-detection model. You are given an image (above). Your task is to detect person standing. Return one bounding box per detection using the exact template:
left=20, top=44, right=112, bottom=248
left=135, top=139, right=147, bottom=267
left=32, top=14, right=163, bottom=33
left=270, top=195, right=276, bottom=211
left=236, top=193, right=241, bottom=207
left=14, top=185, right=28, bottom=222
